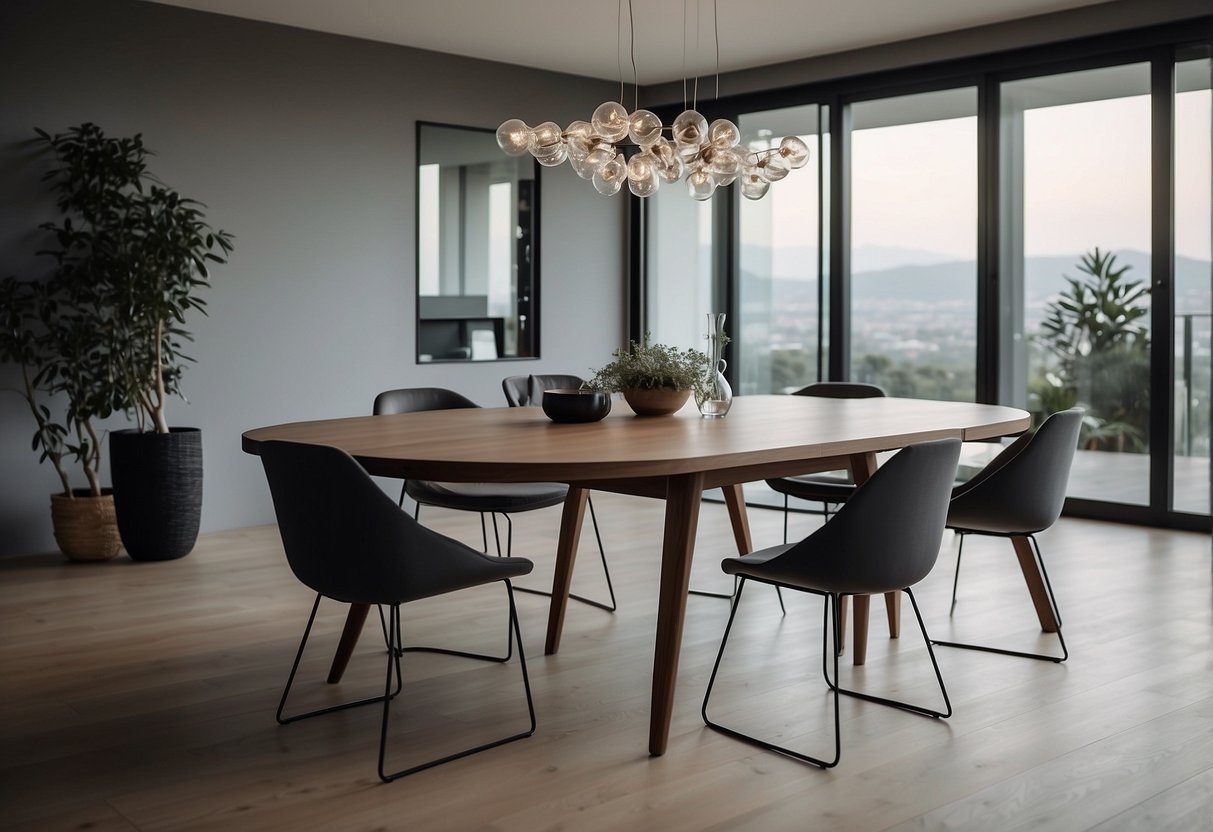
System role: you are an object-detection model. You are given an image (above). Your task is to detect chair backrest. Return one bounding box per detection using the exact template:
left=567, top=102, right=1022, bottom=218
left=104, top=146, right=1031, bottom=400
left=373, top=387, right=479, bottom=415
left=782, top=438, right=961, bottom=594
left=260, top=440, right=518, bottom=605
left=947, top=408, right=1083, bottom=535
left=502, top=374, right=587, bottom=407
left=793, top=381, right=886, bottom=399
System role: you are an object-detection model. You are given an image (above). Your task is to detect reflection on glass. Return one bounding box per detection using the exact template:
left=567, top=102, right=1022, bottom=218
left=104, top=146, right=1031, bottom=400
left=416, top=123, right=537, bottom=362
left=646, top=188, right=713, bottom=349
left=1001, top=63, right=1152, bottom=505
left=849, top=87, right=978, bottom=402
left=1173, top=55, right=1211, bottom=515
left=738, top=104, right=822, bottom=394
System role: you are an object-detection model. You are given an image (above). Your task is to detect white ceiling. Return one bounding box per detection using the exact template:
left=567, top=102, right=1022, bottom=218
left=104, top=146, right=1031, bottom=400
left=145, top=0, right=1115, bottom=84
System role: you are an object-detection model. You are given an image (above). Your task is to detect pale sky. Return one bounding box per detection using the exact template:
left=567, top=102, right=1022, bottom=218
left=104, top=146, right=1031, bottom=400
left=768, top=88, right=1211, bottom=263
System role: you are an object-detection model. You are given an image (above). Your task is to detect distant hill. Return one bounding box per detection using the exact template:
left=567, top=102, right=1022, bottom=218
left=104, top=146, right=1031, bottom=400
left=742, top=249, right=1210, bottom=311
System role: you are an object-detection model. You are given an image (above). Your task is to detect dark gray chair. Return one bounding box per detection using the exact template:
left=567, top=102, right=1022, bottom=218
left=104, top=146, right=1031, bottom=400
left=936, top=408, right=1083, bottom=663
left=259, top=440, right=535, bottom=782
left=764, top=382, right=888, bottom=542
left=501, top=374, right=615, bottom=611
left=702, top=438, right=960, bottom=768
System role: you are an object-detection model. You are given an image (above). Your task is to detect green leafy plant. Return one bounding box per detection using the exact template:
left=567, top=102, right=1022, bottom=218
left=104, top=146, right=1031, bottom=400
left=36, top=123, right=234, bottom=433
left=1032, top=248, right=1150, bottom=450
left=0, top=276, right=107, bottom=496
left=587, top=335, right=713, bottom=398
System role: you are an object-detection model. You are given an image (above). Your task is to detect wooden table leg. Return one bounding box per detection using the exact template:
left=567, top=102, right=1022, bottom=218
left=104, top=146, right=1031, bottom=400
left=650, top=472, right=706, bottom=756
left=1012, top=535, right=1060, bottom=632
left=545, top=486, right=589, bottom=655
left=327, top=603, right=370, bottom=684
left=721, top=483, right=753, bottom=555
left=851, top=594, right=871, bottom=666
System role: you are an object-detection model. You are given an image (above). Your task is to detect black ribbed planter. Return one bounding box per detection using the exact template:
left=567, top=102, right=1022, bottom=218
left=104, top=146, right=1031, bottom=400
left=110, top=427, right=203, bottom=561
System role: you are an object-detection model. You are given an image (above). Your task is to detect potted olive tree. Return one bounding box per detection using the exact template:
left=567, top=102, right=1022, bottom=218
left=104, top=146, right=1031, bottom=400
left=0, top=276, right=120, bottom=560
left=36, top=123, right=234, bottom=561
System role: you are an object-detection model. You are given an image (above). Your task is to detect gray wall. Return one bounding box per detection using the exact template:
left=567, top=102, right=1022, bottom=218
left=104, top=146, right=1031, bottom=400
left=0, top=0, right=625, bottom=556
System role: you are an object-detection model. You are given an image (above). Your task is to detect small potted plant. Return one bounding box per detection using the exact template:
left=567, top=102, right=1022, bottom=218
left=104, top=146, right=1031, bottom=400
left=0, top=275, right=120, bottom=560
left=35, top=123, right=233, bottom=561
left=587, top=335, right=712, bottom=415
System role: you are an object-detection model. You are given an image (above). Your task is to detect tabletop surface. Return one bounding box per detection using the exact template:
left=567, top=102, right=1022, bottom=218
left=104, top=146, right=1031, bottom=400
left=242, top=395, right=1030, bottom=483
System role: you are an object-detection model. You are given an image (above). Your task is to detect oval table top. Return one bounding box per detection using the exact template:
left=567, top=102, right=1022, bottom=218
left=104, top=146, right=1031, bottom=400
left=242, top=394, right=1030, bottom=483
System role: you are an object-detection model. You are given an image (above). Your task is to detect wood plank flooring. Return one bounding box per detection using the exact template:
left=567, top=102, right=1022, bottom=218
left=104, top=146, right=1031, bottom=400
left=1, top=493, right=1210, bottom=831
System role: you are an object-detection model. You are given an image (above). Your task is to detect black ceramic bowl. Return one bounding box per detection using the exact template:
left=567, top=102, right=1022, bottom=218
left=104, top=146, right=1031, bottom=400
left=542, top=388, right=612, bottom=423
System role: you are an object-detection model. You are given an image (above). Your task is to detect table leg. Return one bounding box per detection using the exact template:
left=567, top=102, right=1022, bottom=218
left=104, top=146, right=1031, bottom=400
left=1012, top=535, right=1060, bottom=632
left=852, top=594, right=871, bottom=666
left=842, top=452, right=900, bottom=662
left=650, top=472, right=706, bottom=757
left=721, top=483, right=753, bottom=555
left=544, top=486, right=589, bottom=655
left=327, top=603, right=370, bottom=684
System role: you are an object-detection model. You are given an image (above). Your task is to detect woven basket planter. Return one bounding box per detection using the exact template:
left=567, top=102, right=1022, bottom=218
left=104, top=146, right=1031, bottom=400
left=111, top=427, right=203, bottom=561
left=50, top=489, right=123, bottom=561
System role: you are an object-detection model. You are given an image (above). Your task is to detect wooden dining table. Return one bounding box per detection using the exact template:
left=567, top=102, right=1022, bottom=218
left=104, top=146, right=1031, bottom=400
left=242, top=394, right=1029, bottom=756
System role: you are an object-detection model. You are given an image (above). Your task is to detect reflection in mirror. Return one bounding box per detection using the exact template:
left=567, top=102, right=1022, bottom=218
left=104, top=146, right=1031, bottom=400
left=417, top=122, right=539, bottom=362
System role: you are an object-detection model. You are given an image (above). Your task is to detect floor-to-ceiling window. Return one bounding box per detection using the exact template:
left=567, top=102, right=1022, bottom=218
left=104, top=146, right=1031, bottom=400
left=849, top=87, right=978, bottom=401
left=637, top=24, right=1211, bottom=527
left=1000, top=63, right=1154, bottom=505
left=736, top=104, right=826, bottom=394
left=1173, top=51, right=1212, bottom=514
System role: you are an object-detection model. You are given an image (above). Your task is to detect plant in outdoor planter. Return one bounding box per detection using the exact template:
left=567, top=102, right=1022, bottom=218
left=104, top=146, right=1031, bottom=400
left=36, top=123, right=234, bottom=561
left=587, top=335, right=713, bottom=415
left=0, top=276, right=121, bottom=560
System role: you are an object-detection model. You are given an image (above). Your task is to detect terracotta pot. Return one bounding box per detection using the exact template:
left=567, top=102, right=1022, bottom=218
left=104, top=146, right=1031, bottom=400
left=622, top=387, right=691, bottom=416
left=50, top=489, right=123, bottom=561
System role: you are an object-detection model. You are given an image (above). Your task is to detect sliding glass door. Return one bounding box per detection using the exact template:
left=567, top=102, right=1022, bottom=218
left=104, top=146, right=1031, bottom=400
left=1173, top=53, right=1211, bottom=514
left=737, top=104, right=825, bottom=394
left=848, top=87, right=978, bottom=401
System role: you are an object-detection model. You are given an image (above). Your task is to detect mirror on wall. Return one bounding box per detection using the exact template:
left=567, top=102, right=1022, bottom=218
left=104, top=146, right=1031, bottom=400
left=416, top=122, right=539, bottom=362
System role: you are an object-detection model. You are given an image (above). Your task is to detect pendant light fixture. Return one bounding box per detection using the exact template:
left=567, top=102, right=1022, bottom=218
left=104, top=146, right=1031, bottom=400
left=496, top=0, right=809, bottom=200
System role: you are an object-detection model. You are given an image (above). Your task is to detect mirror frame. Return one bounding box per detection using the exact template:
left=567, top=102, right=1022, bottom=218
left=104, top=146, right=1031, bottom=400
left=414, top=120, right=542, bottom=364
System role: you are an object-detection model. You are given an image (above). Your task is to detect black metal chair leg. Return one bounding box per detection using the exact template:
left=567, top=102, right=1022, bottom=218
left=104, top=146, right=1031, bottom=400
left=933, top=534, right=1068, bottom=663
left=277, top=594, right=403, bottom=725
left=507, top=497, right=618, bottom=613
left=824, top=588, right=952, bottom=719
left=701, top=579, right=841, bottom=768
left=378, top=582, right=537, bottom=782
left=949, top=532, right=966, bottom=615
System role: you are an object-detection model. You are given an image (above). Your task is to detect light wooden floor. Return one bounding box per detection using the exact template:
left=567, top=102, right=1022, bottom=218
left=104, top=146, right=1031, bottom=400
left=1, top=493, right=1211, bottom=832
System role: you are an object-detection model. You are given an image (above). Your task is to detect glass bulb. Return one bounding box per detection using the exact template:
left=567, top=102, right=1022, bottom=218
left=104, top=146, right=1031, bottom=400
left=713, top=171, right=738, bottom=187
left=628, top=109, right=663, bottom=146
left=708, top=119, right=741, bottom=150
left=529, top=121, right=563, bottom=156
left=592, top=101, right=630, bottom=142
left=585, top=145, right=616, bottom=172
left=706, top=147, right=741, bottom=178
left=779, top=135, right=810, bottom=169
left=565, top=121, right=595, bottom=160
left=496, top=119, right=531, bottom=156
left=649, top=138, right=684, bottom=183
left=671, top=109, right=708, bottom=153
left=758, top=153, right=790, bottom=182
left=570, top=152, right=599, bottom=179
left=536, top=144, right=568, bottom=166
left=593, top=156, right=626, bottom=195
left=687, top=169, right=716, bottom=201
left=627, top=153, right=660, bottom=197
left=741, top=174, right=770, bottom=200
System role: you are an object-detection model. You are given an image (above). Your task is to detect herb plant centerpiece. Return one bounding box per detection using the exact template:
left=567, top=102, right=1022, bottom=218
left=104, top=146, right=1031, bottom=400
left=587, top=336, right=714, bottom=416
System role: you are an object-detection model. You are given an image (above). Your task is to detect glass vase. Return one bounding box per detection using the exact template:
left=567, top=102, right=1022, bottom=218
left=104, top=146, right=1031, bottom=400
left=697, top=312, right=733, bottom=418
